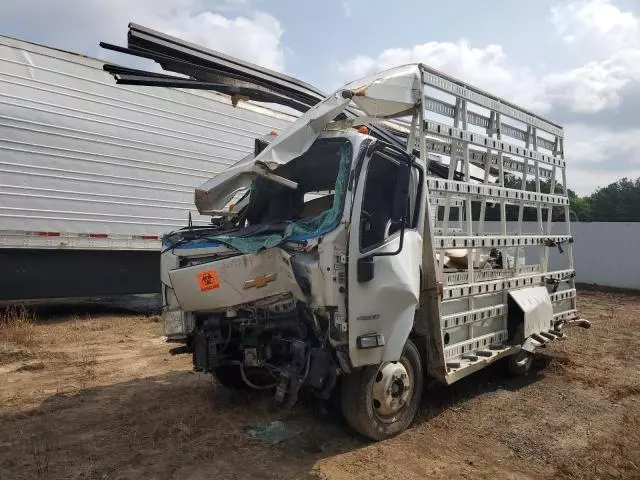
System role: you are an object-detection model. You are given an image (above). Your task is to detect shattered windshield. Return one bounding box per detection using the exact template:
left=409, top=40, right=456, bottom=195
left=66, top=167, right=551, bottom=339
left=202, top=137, right=353, bottom=254
left=243, top=138, right=352, bottom=227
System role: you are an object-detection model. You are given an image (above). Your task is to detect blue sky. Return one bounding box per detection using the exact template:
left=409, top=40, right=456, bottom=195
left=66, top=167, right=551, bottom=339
left=1, top=0, right=640, bottom=194
left=274, top=0, right=563, bottom=87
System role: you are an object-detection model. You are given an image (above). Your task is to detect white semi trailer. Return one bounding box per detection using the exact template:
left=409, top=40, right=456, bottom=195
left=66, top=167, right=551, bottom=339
left=0, top=34, right=294, bottom=301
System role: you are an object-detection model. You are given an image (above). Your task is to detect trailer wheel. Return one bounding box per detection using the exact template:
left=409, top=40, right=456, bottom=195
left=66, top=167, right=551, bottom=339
left=341, top=339, right=423, bottom=441
left=507, top=349, right=534, bottom=377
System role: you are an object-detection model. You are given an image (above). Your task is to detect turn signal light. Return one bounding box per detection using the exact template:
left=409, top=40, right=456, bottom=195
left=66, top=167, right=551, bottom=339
left=356, top=333, right=385, bottom=349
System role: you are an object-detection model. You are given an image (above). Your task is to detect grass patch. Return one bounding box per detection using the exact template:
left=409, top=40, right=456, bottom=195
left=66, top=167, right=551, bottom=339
left=78, top=349, right=98, bottom=390
left=0, top=305, right=39, bottom=348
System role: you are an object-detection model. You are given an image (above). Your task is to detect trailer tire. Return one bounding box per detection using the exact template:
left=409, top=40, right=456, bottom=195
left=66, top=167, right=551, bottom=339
left=507, top=350, right=534, bottom=377
left=341, top=339, right=423, bottom=441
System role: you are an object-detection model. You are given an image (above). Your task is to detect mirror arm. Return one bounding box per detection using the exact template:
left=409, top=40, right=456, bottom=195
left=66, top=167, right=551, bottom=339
left=370, top=217, right=405, bottom=258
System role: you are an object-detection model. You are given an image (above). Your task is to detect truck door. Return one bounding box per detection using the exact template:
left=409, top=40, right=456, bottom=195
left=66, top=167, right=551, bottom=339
left=347, top=146, right=423, bottom=367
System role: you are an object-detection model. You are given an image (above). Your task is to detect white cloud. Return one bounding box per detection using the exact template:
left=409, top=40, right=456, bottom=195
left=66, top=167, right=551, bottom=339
left=551, top=0, right=639, bottom=57
left=0, top=0, right=285, bottom=71
left=543, top=0, right=640, bottom=113
left=567, top=124, right=640, bottom=167
left=335, top=1, right=640, bottom=193
left=337, top=1, right=640, bottom=118
left=337, top=40, right=550, bottom=112
left=159, top=10, right=284, bottom=71
left=542, top=51, right=640, bottom=113
left=533, top=123, right=640, bottom=194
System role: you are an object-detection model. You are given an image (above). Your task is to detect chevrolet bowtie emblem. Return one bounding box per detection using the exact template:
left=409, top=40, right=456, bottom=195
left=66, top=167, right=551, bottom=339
left=243, top=273, right=277, bottom=289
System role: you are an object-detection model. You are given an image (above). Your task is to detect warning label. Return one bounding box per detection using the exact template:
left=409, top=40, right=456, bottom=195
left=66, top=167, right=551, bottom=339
left=196, top=270, right=220, bottom=292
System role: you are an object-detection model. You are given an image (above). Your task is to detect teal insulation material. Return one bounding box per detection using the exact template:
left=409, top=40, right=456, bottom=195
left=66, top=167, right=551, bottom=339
left=211, top=141, right=352, bottom=254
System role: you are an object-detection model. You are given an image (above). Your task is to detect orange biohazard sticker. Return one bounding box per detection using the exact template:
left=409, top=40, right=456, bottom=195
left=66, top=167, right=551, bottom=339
left=196, top=270, right=220, bottom=292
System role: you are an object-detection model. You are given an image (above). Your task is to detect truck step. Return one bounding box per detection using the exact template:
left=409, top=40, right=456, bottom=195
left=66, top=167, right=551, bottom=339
left=531, top=333, right=548, bottom=344
left=444, top=344, right=517, bottom=384
left=539, top=331, right=555, bottom=341
left=449, top=345, right=506, bottom=368
left=476, top=350, right=494, bottom=357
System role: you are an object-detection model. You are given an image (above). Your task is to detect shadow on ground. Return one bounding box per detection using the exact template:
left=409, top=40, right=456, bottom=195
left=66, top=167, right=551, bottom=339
left=0, top=354, right=548, bottom=480
left=419, top=353, right=552, bottom=417
left=4, top=294, right=163, bottom=320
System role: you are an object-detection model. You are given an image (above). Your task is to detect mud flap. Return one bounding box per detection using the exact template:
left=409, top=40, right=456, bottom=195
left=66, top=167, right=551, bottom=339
left=507, top=286, right=554, bottom=345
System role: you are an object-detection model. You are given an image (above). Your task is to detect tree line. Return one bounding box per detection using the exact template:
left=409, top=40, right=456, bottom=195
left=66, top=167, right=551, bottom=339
left=568, top=177, right=640, bottom=222
left=440, top=176, right=640, bottom=222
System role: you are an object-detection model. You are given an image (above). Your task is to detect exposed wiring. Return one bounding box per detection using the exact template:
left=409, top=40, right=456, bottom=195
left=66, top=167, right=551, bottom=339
left=228, top=360, right=276, bottom=390
left=264, top=363, right=281, bottom=380
left=220, top=323, right=232, bottom=353
left=299, top=348, right=312, bottom=385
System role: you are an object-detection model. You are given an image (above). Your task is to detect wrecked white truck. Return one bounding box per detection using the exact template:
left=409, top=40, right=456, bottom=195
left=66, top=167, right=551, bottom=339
left=159, top=66, right=591, bottom=440
left=104, top=27, right=589, bottom=440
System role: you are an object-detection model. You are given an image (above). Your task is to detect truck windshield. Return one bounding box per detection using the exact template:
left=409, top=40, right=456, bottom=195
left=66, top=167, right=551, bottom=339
left=243, top=137, right=353, bottom=230
left=193, top=137, right=353, bottom=254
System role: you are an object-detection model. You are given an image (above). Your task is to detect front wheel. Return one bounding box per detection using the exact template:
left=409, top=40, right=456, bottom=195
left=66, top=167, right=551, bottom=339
left=341, top=339, right=423, bottom=441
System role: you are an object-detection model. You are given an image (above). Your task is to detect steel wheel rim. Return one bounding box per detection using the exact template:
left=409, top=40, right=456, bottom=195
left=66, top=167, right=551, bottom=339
left=371, top=356, right=414, bottom=422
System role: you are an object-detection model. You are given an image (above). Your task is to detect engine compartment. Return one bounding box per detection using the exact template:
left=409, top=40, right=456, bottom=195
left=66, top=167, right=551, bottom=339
left=191, top=294, right=338, bottom=405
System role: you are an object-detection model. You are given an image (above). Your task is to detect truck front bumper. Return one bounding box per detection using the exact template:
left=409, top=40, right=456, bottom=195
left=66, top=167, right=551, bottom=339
left=163, top=307, right=195, bottom=342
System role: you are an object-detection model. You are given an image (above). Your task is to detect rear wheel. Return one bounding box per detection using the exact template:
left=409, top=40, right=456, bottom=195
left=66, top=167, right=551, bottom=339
left=341, top=339, right=423, bottom=441
left=507, top=349, right=534, bottom=377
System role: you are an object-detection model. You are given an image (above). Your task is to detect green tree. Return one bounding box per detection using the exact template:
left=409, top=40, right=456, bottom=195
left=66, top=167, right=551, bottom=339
left=440, top=175, right=640, bottom=223
left=589, top=177, right=640, bottom=221
left=568, top=190, right=592, bottom=222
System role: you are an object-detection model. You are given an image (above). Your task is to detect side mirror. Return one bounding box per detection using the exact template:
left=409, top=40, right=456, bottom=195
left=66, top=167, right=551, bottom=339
left=357, top=256, right=374, bottom=283
left=391, top=161, right=410, bottom=222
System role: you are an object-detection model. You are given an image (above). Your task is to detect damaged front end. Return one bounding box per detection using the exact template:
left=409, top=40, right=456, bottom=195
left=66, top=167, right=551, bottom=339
left=164, top=243, right=342, bottom=405
left=161, top=132, right=360, bottom=405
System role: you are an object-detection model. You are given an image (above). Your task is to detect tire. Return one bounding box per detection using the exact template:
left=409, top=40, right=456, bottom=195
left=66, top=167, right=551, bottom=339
left=341, top=338, right=423, bottom=441
left=507, top=349, right=534, bottom=377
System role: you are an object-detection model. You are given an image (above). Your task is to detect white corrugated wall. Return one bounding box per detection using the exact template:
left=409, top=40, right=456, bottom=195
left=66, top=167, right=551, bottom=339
left=0, top=35, right=296, bottom=237
left=478, top=221, right=640, bottom=290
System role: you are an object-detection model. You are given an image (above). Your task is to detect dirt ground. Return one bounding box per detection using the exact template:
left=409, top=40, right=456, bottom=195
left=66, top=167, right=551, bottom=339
left=0, top=290, right=639, bottom=480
